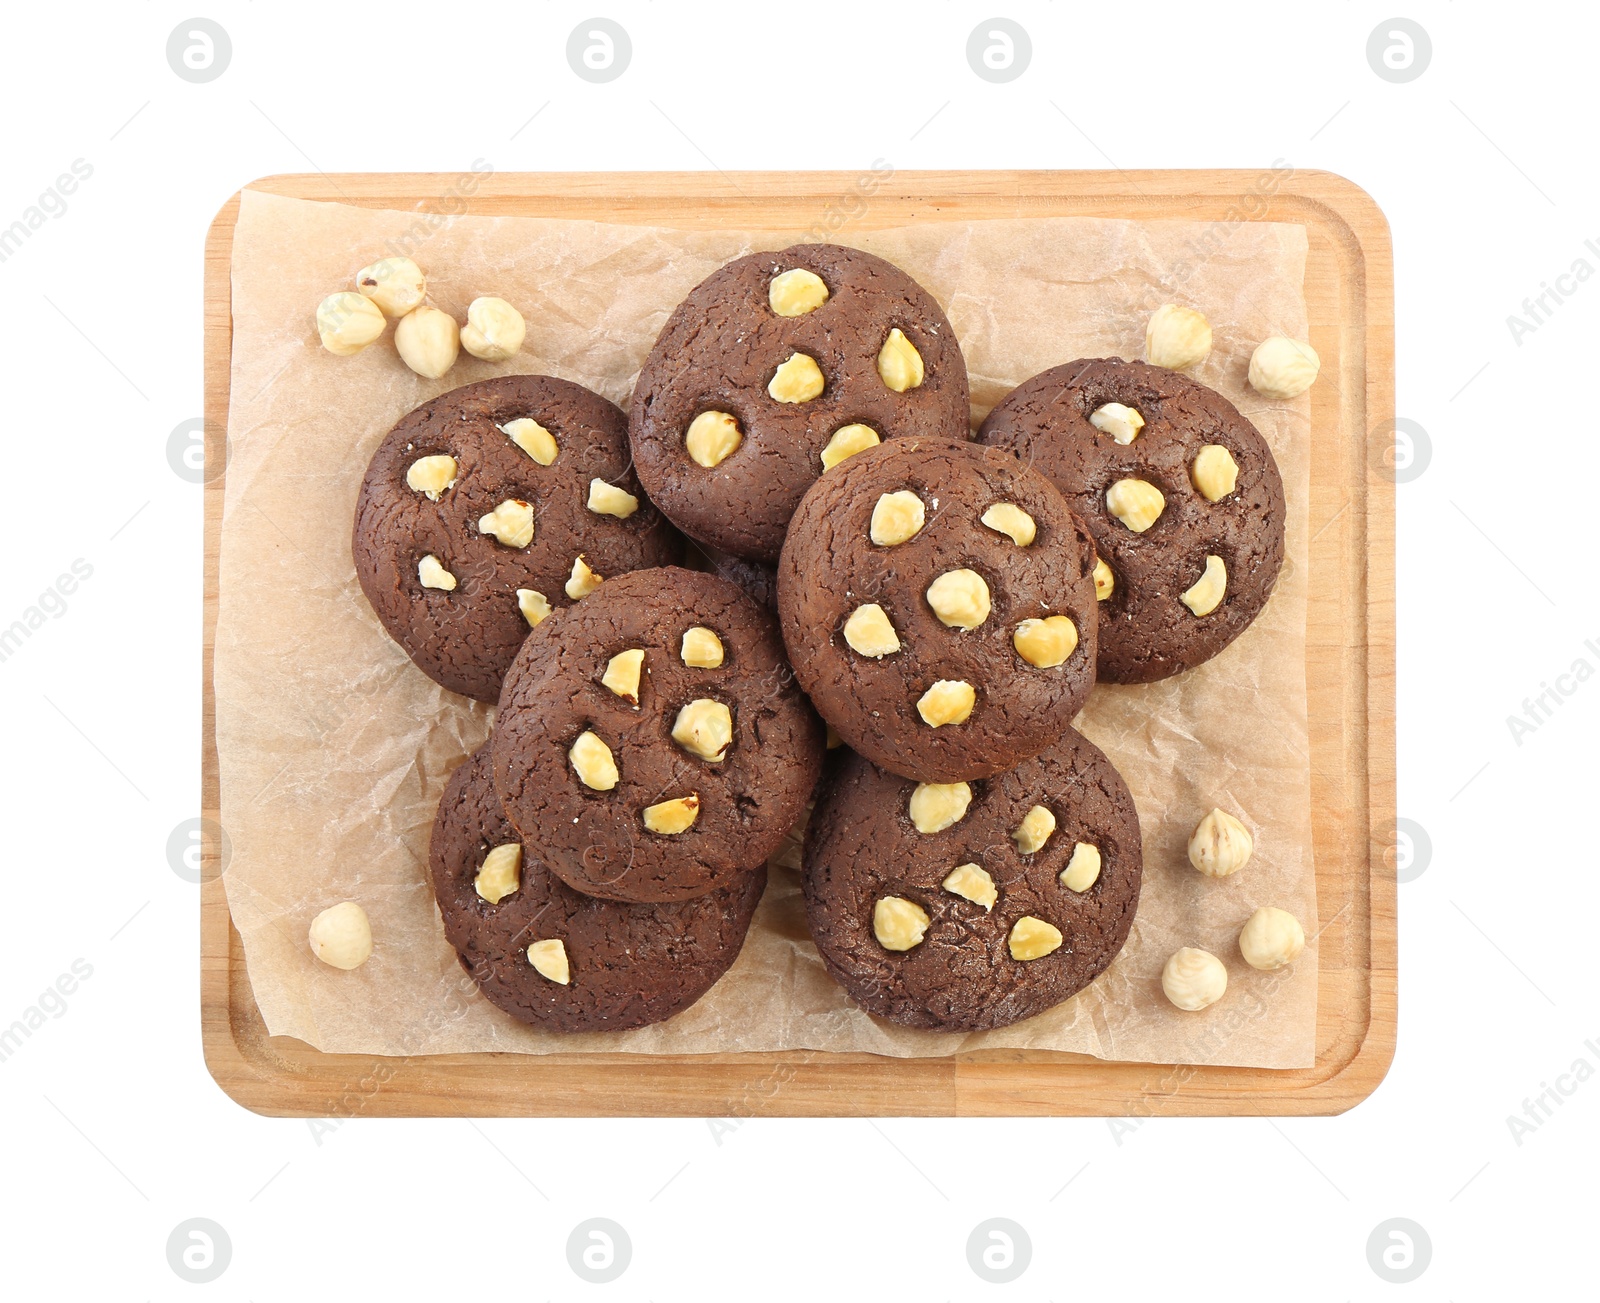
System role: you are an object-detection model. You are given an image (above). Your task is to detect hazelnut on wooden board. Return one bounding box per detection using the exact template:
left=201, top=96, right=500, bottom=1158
left=569, top=730, right=619, bottom=791
left=395, top=305, right=460, bottom=379
left=474, top=844, right=522, bottom=904
left=873, top=896, right=930, bottom=951
left=942, top=862, right=997, bottom=911
left=768, top=268, right=829, bottom=316
left=685, top=410, right=742, bottom=468
left=909, top=782, right=972, bottom=833
left=1248, top=335, right=1320, bottom=399
left=308, top=901, right=373, bottom=970
left=1162, top=947, right=1227, bottom=1010
left=316, top=292, right=386, bottom=356
left=1239, top=907, right=1305, bottom=970
left=501, top=417, right=559, bottom=465
left=1188, top=807, right=1253, bottom=877
left=460, top=296, right=525, bottom=362
left=1145, top=303, right=1212, bottom=370
left=355, top=256, right=426, bottom=318
left=820, top=423, right=880, bottom=470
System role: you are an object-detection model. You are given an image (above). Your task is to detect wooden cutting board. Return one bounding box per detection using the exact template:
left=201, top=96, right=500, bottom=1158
left=201, top=169, right=1395, bottom=1116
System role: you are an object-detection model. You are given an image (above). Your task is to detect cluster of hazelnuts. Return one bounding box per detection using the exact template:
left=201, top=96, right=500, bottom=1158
left=314, top=256, right=526, bottom=380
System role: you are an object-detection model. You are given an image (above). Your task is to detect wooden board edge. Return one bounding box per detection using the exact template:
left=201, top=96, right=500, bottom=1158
left=199, top=170, right=1396, bottom=1117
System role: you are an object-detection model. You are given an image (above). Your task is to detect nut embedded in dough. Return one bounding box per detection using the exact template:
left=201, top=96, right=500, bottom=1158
left=916, top=679, right=975, bottom=727
left=820, top=423, right=880, bottom=470
left=474, top=844, right=522, bottom=904
left=870, top=490, right=926, bottom=547
left=685, top=410, right=743, bottom=468
left=569, top=730, right=619, bottom=791
left=768, top=267, right=830, bottom=317
left=942, top=862, right=997, bottom=911
left=926, top=569, right=991, bottom=630
left=642, top=793, right=700, bottom=834
left=909, top=782, right=972, bottom=834
left=873, top=896, right=931, bottom=951
left=876, top=327, right=925, bottom=392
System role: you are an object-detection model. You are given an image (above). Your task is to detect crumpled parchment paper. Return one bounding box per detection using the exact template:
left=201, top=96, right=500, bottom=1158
left=216, top=189, right=1314, bottom=1066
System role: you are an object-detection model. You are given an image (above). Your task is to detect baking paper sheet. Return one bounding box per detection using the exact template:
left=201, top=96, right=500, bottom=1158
left=216, top=188, right=1315, bottom=1066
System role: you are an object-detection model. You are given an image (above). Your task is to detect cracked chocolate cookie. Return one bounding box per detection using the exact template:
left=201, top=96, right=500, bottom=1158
left=431, top=742, right=765, bottom=1032
left=353, top=375, right=682, bottom=703
left=803, top=728, right=1143, bottom=1032
left=492, top=566, right=825, bottom=903
left=628, top=243, right=971, bottom=563
left=977, top=358, right=1285, bottom=684
left=776, top=436, right=1098, bottom=785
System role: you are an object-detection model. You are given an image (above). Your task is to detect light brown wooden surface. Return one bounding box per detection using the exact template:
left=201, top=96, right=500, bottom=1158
left=202, top=170, right=1395, bottom=1117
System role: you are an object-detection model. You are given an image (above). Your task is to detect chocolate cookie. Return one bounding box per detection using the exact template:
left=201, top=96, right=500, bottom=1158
left=702, top=546, right=778, bottom=613
left=776, top=436, right=1098, bottom=785
left=629, top=243, right=971, bottom=563
left=492, top=566, right=825, bottom=903
left=803, top=729, right=1143, bottom=1032
left=977, top=358, right=1285, bottom=683
left=353, top=375, right=682, bottom=702
left=431, top=743, right=764, bottom=1032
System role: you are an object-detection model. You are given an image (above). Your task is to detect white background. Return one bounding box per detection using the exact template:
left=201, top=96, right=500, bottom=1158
left=0, top=1, right=1593, bottom=1296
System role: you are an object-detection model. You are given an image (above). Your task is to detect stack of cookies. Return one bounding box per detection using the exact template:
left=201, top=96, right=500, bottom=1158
left=353, top=243, right=1287, bottom=1035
